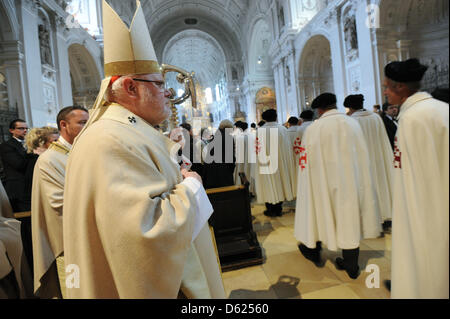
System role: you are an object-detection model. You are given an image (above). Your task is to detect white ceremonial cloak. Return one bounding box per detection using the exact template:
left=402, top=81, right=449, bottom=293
left=289, top=122, right=313, bottom=192
left=391, top=92, right=449, bottom=299
left=351, top=110, right=394, bottom=221
left=63, top=103, right=224, bottom=299
left=294, top=109, right=382, bottom=251
left=31, top=139, right=69, bottom=298
left=254, top=122, right=297, bottom=204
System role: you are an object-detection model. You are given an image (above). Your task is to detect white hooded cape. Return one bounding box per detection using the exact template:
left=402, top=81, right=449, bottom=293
left=294, top=109, right=382, bottom=251
left=254, top=122, right=297, bottom=204
left=391, top=92, right=449, bottom=299
left=351, top=110, right=394, bottom=221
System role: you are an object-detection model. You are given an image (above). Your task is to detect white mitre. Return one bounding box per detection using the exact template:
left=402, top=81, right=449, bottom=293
left=74, top=0, right=161, bottom=144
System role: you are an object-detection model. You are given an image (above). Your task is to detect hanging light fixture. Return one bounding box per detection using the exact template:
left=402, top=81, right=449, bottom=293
left=257, top=56, right=262, bottom=64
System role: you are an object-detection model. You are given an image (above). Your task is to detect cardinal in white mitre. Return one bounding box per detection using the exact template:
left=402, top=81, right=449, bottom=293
left=63, top=0, right=225, bottom=299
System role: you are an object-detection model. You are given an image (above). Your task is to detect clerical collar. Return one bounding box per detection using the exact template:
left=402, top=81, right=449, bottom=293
left=385, top=114, right=394, bottom=121
left=13, top=136, right=24, bottom=144
left=58, top=136, right=72, bottom=150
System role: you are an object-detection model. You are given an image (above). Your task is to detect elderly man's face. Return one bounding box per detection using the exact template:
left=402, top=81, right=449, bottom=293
left=128, top=73, right=171, bottom=126
left=383, top=78, right=405, bottom=106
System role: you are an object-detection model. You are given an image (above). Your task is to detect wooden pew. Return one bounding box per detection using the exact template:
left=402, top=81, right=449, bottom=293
left=206, top=173, right=263, bottom=272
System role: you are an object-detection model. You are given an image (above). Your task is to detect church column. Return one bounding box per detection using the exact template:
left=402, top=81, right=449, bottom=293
left=18, top=0, right=44, bottom=126
left=276, top=61, right=288, bottom=123
left=286, top=48, right=298, bottom=116
left=324, top=9, right=347, bottom=110
left=1, top=41, right=29, bottom=121
left=396, top=40, right=412, bottom=61
left=354, top=1, right=379, bottom=107
left=272, top=60, right=283, bottom=123
left=54, top=16, right=73, bottom=108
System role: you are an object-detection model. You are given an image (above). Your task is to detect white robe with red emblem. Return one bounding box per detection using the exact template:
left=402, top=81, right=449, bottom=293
left=351, top=110, right=394, bottom=221
left=391, top=92, right=449, bottom=299
left=254, top=122, right=297, bottom=204
left=294, top=109, right=381, bottom=251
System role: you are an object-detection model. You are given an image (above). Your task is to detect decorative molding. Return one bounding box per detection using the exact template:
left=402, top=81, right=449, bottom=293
left=22, top=0, right=41, bottom=13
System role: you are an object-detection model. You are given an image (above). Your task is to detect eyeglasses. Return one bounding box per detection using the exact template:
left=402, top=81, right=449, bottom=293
left=15, top=127, right=28, bottom=130
left=132, top=78, right=166, bottom=91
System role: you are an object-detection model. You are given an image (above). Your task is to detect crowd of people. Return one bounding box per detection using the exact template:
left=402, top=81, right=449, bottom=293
left=0, top=0, right=448, bottom=300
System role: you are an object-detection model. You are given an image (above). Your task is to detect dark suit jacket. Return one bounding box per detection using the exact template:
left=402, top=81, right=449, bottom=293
left=381, top=114, right=397, bottom=151
left=202, top=129, right=236, bottom=189
left=0, top=138, right=29, bottom=211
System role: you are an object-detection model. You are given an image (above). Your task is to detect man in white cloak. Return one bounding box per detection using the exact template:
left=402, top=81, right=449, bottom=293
left=63, top=0, right=224, bottom=299
left=31, top=106, right=89, bottom=299
left=254, top=109, right=297, bottom=217
left=344, top=94, right=394, bottom=229
left=384, top=58, right=449, bottom=299
left=290, top=110, right=315, bottom=190
left=294, top=93, right=381, bottom=279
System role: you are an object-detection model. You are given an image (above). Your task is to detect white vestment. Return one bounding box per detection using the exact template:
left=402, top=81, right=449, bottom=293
left=294, top=109, right=382, bottom=251
left=63, top=103, right=224, bottom=299
left=351, top=110, right=394, bottom=221
left=289, top=122, right=313, bottom=190
left=31, top=137, right=70, bottom=298
left=391, top=92, right=449, bottom=299
left=254, top=122, right=297, bottom=204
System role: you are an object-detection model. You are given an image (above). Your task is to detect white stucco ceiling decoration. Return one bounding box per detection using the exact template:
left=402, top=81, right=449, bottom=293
left=379, top=0, right=448, bottom=28
left=142, top=0, right=247, bottom=62
left=163, top=29, right=226, bottom=87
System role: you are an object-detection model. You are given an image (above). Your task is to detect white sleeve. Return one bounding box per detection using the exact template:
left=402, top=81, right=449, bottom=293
left=181, top=177, right=214, bottom=242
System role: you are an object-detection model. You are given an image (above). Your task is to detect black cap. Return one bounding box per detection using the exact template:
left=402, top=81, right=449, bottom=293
left=311, top=93, right=337, bottom=109
left=344, top=94, right=365, bottom=110
left=299, top=110, right=314, bottom=121
left=288, top=117, right=299, bottom=125
left=384, top=58, right=428, bottom=83
left=262, top=109, right=277, bottom=122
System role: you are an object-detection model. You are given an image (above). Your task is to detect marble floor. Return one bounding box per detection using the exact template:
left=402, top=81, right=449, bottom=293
left=221, top=202, right=392, bottom=299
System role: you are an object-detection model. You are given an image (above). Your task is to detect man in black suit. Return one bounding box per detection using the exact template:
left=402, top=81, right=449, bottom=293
left=381, top=103, right=398, bottom=151
left=0, top=119, right=29, bottom=212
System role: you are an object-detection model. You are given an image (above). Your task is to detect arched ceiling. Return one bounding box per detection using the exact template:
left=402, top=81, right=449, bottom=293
left=299, top=35, right=332, bottom=77
left=106, top=0, right=247, bottom=68
left=379, top=0, right=448, bottom=28
left=163, top=30, right=226, bottom=87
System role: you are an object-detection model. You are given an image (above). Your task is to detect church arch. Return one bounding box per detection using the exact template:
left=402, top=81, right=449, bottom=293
left=255, top=87, right=276, bottom=122
left=376, top=0, right=449, bottom=93
left=298, top=35, right=334, bottom=109
left=68, top=43, right=101, bottom=108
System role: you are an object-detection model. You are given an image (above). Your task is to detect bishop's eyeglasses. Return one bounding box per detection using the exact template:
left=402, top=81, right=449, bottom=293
left=132, top=78, right=166, bottom=91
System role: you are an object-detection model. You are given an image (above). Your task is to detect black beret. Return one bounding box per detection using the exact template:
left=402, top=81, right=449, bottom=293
left=300, top=110, right=314, bottom=121
left=311, top=93, right=337, bottom=109
left=384, top=58, right=428, bottom=83
left=288, top=117, right=299, bottom=125
left=344, top=94, right=365, bottom=109
left=262, top=109, right=277, bottom=122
